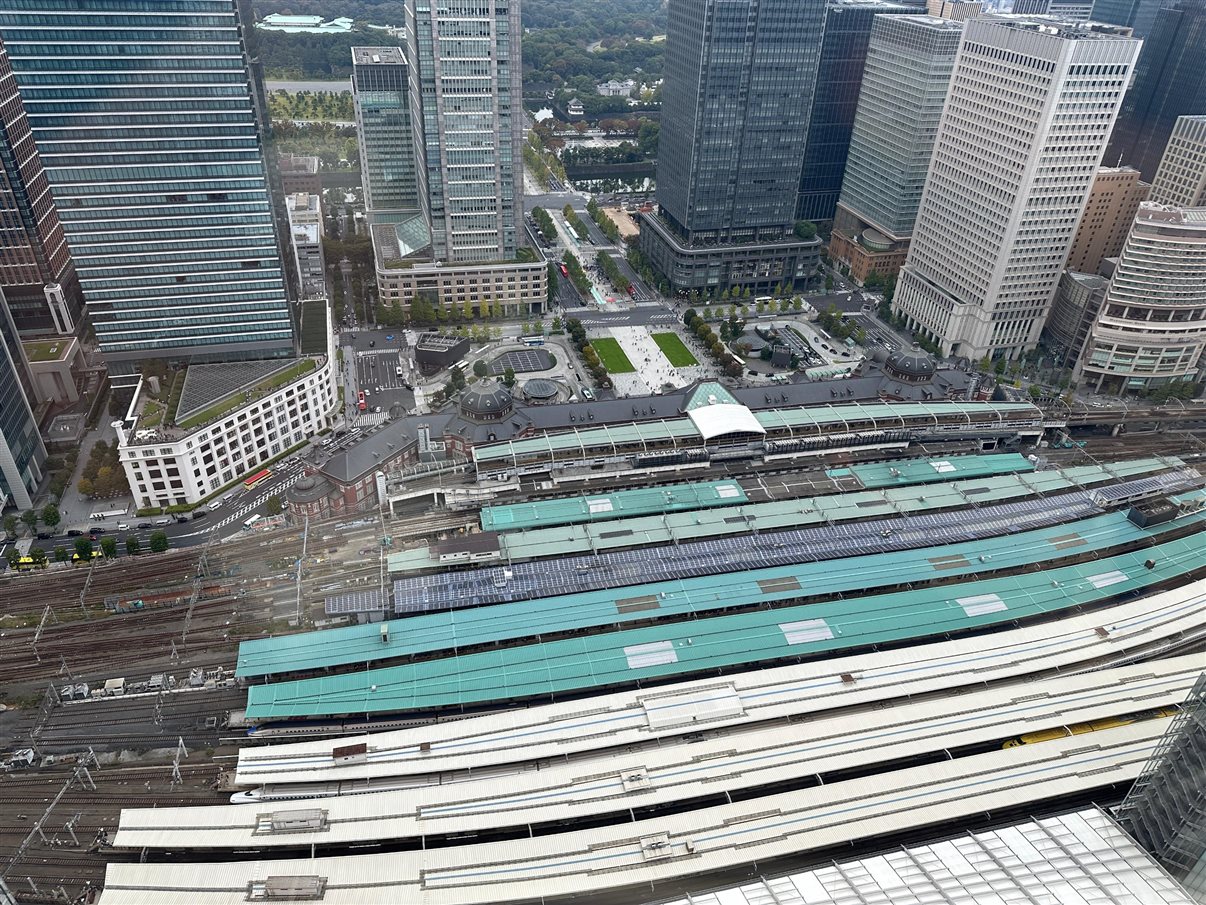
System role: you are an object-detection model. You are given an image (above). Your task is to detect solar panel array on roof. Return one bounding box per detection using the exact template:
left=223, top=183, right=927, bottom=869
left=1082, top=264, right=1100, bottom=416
left=278, top=500, right=1206, bottom=678
left=323, top=590, right=388, bottom=615
left=244, top=532, right=1206, bottom=719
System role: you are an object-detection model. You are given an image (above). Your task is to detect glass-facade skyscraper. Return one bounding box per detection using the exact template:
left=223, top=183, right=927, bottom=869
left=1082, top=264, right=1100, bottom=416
left=0, top=0, right=295, bottom=368
left=0, top=288, right=45, bottom=510
left=829, top=15, right=963, bottom=284
left=1105, top=0, right=1206, bottom=182
left=796, top=0, right=923, bottom=224
left=352, top=46, right=422, bottom=222
left=0, top=35, right=83, bottom=337
left=656, top=0, right=828, bottom=243
left=405, top=0, right=522, bottom=264
left=1089, top=0, right=1164, bottom=36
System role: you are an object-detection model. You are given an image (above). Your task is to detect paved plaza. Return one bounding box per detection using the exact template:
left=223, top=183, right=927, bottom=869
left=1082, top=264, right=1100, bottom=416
left=606, top=325, right=716, bottom=395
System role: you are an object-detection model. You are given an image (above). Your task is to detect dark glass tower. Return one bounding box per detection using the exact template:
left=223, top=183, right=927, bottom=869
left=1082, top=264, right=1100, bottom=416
left=1089, top=0, right=1164, bottom=36
left=796, top=0, right=923, bottom=224
left=0, top=36, right=83, bottom=337
left=1105, top=0, right=1206, bottom=181
left=656, top=0, right=828, bottom=244
left=0, top=289, right=45, bottom=510
left=352, top=47, right=421, bottom=222
left=0, top=0, right=295, bottom=368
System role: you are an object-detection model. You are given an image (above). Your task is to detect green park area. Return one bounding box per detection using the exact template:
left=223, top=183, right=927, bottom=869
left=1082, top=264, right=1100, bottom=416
left=652, top=332, right=698, bottom=367
left=589, top=337, right=636, bottom=373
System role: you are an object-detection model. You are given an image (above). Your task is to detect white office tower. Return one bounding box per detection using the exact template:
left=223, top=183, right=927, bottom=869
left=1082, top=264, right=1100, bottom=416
left=892, top=16, right=1141, bottom=360
left=1077, top=204, right=1206, bottom=392
left=1148, top=115, right=1206, bottom=208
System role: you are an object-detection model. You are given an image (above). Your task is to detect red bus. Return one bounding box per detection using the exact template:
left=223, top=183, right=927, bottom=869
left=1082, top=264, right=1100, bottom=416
left=559, top=263, right=569, bottom=278
left=357, top=390, right=367, bottom=412
left=244, top=468, right=272, bottom=490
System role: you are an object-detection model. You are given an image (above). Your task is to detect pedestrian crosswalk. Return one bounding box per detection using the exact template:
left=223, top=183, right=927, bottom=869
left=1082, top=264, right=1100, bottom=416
left=211, top=464, right=306, bottom=531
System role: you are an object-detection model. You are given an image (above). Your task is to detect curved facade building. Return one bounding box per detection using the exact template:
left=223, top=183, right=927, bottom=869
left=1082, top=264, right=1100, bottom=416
left=1078, top=205, right=1206, bottom=392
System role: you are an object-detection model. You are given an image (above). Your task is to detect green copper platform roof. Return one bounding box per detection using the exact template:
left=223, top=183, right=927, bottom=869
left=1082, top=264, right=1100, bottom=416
left=833, top=453, right=1034, bottom=489
left=479, top=480, right=748, bottom=533
left=473, top=400, right=1042, bottom=463
left=244, top=531, right=1206, bottom=719
left=389, top=457, right=1183, bottom=572
left=238, top=492, right=1204, bottom=680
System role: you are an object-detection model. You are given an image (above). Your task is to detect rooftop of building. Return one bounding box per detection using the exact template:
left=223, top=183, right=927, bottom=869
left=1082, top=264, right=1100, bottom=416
left=315, top=421, right=419, bottom=485
left=890, top=13, right=969, bottom=26
left=128, top=358, right=320, bottom=440
left=279, top=153, right=319, bottom=174
left=351, top=45, right=406, bottom=65
left=415, top=332, right=468, bottom=351
left=285, top=192, right=320, bottom=212
left=370, top=216, right=433, bottom=267
left=1135, top=203, right=1206, bottom=228
left=980, top=13, right=1138, bottom=37
left=21, top=337, right=73, bottom=362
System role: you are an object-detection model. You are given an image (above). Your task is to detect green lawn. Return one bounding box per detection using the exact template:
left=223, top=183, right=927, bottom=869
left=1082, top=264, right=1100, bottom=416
left=176, top=359, right=317, bottom=430
left=652, top=332, right=699, bottom=367
left=589, top=337, right=636, bottom=373
left=22, top=340, right=67, bottom=362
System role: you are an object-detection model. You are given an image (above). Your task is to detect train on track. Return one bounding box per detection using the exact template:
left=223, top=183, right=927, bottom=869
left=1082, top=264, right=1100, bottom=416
left=1001, top=706, right=1179, bottom=748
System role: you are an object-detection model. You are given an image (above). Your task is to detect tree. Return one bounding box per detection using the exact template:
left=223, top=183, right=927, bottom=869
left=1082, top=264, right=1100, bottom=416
left=41, top=504, right=61, bottom=530
left=794, top=220, right=817, bottom=240
left=3, top=514, right=17, bottom=538
left=265, top=495, right=284, bottom=516
left=54, top=546, right=69, bottom=563
left=149, top=531, right=169, bottom=554
left=449, top=366, right=467, bottom=391
left=473, top=359, right=489, bottom=378
left=4, top=547, right=19, bottom=568
left=21, top=509, right=38, bottom=532
left=74, top=537, right=93, bottom=560
left=683, top=309, right=697, bottom=327
left=551, top=316, right=563, bottom=333
left=503, top=366, right=517, bottom=387
left=100, top=536, right=118, bottom=559
left=825, top=274, right=834, bottom=292
left=126, top=536, right=141, bottom=556
left=77, top=476, right=94, bottom=497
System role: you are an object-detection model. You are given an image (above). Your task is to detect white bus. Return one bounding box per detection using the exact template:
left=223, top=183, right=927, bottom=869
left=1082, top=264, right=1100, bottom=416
left=242, top=514, right=263, bottom=531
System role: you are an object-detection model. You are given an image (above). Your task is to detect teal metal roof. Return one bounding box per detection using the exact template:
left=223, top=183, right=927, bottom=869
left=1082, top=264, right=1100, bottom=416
left=238, top=494, right=1204, bottom=679
left=244, top=531, right=1206, bottom=719
left=389, top=457, right=1184, bottom=571
left=836, top=453, right=1034, bottom=489
left=473, top=400, right=1042, bottom=464
left=479, top=480, right=748, bottom=533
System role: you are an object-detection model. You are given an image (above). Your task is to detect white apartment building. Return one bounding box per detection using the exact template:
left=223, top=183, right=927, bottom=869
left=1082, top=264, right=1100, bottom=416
left=284, top=192, right=326, bottom=299
left=892, top=16, right=1141, bottom=361
left=1077, top=204, right=1206, bottom=392
left=116, top=357, right=338, bottom=509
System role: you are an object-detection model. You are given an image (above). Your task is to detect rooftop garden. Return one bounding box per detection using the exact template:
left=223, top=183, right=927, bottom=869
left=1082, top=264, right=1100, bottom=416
left=175, top=359, right=317, bottom=431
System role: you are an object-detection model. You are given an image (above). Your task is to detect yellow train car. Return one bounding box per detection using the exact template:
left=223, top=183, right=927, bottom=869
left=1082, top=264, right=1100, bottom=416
left=1003, top=707, right=1180, bottom=748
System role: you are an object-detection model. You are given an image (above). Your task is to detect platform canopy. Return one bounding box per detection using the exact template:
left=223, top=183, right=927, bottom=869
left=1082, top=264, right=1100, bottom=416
left=686, top=403, right=767, bottom=440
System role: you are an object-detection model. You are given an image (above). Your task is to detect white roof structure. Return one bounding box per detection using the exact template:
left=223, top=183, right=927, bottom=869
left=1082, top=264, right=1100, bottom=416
left=685, top=402, right=767, bottom=440
left=653, top=807, right=1196, bottom=905
left=234, top=579, right=1206, bottom=785
left=114, top=658, right=1200, bottom=850
left=96, top=723, right=1169, bottom=904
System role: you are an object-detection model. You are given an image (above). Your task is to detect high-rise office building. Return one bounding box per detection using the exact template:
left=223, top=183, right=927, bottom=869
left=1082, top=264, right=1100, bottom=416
left=639, top=0, right=828, bottom=294
left=1065, top=166, right=1150, bottom=274
left=1011, top=0, right=1096, bottom=17
left=796, top=0, right=924, bottom=223
left=829, top=15, right=964, bottom=284
left=351, top=47, right=422, bottom=223
left=0, top=0, right=295, bottom=369
left=404, top=0, right=522, bottom=263
left=0, top=290, right=45, bottom=510
left=1089, top=0, right=1164, bottom=36
left=926, top=0, right=983, bottom=19
left=892, top=16, right=1140, bottom=360
left=1106, top=0, right=1206, bottom=182
left=1077, top=204, right=1206, bottom=392
left=1149, top=116, right=1206, bottom=208
left=0, top=36, right=83, bottom=337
